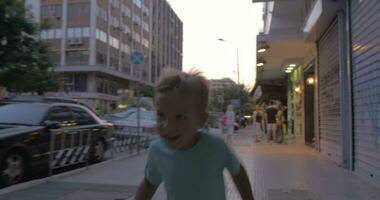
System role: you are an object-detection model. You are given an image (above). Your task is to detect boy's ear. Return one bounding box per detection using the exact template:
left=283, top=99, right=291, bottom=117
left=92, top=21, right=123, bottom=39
left=199, top=112, right=208, bottom=126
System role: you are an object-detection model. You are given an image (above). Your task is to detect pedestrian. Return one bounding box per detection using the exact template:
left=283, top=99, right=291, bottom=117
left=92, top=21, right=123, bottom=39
left=276, top=104, right=284, bottom=143
left=135, top=69, right=254, bottom=200
left=264, top=100, right=278, bottom=143
left=225, top=104, right=236, bottom=135
left=219, top=114, right=227, bottom=134
left=252, top=105, right=263, bottom=142
left=282, top=105, right=288, bottom=136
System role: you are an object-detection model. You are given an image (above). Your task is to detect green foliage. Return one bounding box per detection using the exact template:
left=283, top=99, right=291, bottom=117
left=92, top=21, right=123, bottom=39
left=208, top=84, right=253, bottom=115
left=0, top=0, right=60, bottom=94
left=139, top=84, right=154, bottom=97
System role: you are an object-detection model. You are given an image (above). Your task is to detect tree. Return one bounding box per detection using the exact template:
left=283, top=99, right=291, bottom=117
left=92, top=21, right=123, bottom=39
left=219, top=84, right=253, bottom=115
left=0, top=0, right=60, bottom=94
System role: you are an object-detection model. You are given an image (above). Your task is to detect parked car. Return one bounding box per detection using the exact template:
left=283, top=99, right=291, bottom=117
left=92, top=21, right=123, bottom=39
left=0, top=102, right=113, bottom=186
left=1, top=95, right=101, bottom=117
left=113, top=110, right=157, bottom=134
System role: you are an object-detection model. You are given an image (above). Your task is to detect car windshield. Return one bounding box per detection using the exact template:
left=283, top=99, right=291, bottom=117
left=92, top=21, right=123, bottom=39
left=126, top=111, right=156, bottom=121
left=0, top=103, right=49, bottom=126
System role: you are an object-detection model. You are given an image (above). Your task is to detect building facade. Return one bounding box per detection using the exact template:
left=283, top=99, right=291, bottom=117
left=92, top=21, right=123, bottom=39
left=24, top=0, right=182, bottom=114
left=209, top=78, right=235, bottom=95
left=252, top=0, right=380, bottom=189
left=151, top=0, right=183, bottom=82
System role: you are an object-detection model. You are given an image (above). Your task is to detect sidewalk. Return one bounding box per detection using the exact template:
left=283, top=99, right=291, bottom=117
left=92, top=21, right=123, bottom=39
left=1, top=126, right=380, bottom=200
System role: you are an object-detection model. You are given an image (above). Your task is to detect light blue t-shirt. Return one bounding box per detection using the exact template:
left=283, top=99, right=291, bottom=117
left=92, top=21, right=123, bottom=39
left=145, top=132, right=241, bottom=200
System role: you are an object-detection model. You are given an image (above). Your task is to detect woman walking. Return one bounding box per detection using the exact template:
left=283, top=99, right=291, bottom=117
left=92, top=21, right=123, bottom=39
left=252, top=105, right=263, bottom=142
left=225, top=104, right=235, bottom=143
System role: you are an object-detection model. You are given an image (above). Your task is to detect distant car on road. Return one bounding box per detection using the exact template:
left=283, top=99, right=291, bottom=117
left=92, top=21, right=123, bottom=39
left=0, top=102, right=113, bottom=186
left=103, top=107, right=147, bottom=122
left=113, top=110, right=157, bottom=134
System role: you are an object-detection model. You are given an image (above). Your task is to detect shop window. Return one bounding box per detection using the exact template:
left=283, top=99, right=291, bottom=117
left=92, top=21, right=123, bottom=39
left=66, top=50, right=89, bottom=65
left=74, top=74, right=87, bottom=92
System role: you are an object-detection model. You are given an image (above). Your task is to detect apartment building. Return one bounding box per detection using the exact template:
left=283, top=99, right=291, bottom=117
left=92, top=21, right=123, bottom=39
left=24, top=0, right=181, bottom=114
left=151, top=0, right=183, bottom=82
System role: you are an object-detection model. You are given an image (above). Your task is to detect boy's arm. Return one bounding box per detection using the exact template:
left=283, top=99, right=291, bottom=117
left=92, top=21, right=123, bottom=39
left=232, top=165, right=254, bottom=200
left=135, top=177, right=158, bottom=200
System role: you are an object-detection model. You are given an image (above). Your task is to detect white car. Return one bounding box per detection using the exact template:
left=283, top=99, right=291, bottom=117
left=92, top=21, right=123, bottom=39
left=113, top=110, right=157, bottom=134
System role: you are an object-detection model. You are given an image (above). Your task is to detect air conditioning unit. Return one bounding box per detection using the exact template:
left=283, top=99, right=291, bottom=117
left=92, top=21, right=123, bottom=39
left=74, top=38, right=83, bottom=45
left=67, top=38, right=76, bottom=45
left=68, top=38, right=83, bottom=46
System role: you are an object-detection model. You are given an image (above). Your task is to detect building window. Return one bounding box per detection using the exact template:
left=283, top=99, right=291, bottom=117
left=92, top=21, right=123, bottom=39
left=41, top=4, right=62, bottom=18
left=74, top=74, right=87, bottom=92
left=40, top=29, right=63, bottom=40
left=66, top=50, right=89, bottom=65
left=67, top=27, right=90, bottom=38
left=132, top=13, right=141, bottom=26
left=96, top=77, right=118, bottom=95
left=96, top=29, right=107, bottom=43
left=132, top=0, right=142, bottom=8
left=96, top=52, right=106, bottom=65
left=63, top=74, right=87, bottom=92
left=68, top=3, right=90, bottom=16
left=122, top=4, right=131, bottom=18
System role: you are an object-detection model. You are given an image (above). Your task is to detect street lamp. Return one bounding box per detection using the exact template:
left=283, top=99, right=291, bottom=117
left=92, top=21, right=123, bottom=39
left=218, top=38, right=240, bottom=85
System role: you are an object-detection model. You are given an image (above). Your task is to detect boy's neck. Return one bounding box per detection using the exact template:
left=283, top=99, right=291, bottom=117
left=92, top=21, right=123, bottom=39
left=180, top=132, right=200, bottom=150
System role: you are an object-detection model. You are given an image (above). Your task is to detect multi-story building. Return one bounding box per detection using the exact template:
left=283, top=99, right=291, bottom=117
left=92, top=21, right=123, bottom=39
left=209, top=78, right=235, bottom=96
left=252, top=0, right=380, bottom=190
left=24, top=0, right=182, bottom=114
left=151, top=0, right=183, bottom=82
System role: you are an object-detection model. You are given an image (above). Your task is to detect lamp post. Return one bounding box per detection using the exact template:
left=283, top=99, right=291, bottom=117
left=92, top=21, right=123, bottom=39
left=218, top=38, right=240, bottom=85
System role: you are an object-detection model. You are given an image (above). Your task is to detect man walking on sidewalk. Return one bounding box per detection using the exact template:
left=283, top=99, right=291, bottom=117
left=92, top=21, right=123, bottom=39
left=264, top=100, right=278, bottom=143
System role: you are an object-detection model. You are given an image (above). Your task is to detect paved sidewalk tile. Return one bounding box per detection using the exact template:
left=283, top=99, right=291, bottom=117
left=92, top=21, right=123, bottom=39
left=229, top=127, right=380, bottom=200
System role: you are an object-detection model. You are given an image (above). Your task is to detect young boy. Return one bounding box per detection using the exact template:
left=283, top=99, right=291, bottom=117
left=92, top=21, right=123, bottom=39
left=135, top=69, right=254, bottom=200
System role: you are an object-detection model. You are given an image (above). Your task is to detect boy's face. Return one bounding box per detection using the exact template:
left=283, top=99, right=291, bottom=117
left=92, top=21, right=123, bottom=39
left=155, top=91, right=207, bottom=150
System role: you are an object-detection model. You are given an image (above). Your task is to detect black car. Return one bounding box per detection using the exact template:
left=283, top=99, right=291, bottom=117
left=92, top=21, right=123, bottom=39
left=0, top=102, right=113, bottom=186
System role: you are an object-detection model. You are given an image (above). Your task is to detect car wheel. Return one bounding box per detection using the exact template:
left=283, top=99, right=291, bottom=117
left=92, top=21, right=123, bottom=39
left=0, top=152, right=27, bottom=186
left=90, top=140, right=105, bottom=163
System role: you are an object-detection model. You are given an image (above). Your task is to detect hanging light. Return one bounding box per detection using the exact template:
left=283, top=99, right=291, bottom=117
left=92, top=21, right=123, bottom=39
left=257, top=42, right=269, bottom=53
left=257, top=58, right=266, bottom=67
left=294, top=86, right=301, bottom=93
left=285, top=69, right=292, bottom=73
left=307, top=76, right=315, bottom=85
left=289, top=64, right=297, bottom=68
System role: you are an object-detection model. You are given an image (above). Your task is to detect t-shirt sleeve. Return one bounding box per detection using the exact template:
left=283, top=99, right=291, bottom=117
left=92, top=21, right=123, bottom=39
left=222, top=141, right=241, bottom=176
left=144, top=145, right=162, bottom=186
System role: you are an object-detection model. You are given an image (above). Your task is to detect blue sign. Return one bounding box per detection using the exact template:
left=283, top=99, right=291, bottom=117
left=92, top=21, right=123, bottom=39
left=130, top=51, right=144, bottom=65
left=230, top=99, right=241, bottom=109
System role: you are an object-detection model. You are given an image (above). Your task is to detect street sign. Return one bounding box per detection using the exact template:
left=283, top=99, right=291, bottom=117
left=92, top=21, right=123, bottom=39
left=130, top=51, right=144, bottom=65
left=230, top=99, right=241, bottom=109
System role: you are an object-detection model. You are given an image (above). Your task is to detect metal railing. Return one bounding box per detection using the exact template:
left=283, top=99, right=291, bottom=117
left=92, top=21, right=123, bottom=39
left=48, top=127, right=154, bottom=176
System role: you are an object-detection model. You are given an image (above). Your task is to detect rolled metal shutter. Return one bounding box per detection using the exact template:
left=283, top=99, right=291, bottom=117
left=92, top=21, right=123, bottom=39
left=351, top=0, right=380, bottom=187
left=317, top=18, right=342, bottom=165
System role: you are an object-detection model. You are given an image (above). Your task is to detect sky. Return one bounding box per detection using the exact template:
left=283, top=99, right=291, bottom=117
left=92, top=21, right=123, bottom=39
left=168, top=0, right=263, bottom=89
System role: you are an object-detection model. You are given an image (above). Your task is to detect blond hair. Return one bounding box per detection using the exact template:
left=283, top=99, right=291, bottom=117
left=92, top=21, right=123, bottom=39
left=155, top=68, right=209, bottom=113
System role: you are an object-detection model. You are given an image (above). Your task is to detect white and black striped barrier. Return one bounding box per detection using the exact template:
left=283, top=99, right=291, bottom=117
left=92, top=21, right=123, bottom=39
left=49, top=129, right=92, bottom=176
left=48, top=127, right=155, bottom=175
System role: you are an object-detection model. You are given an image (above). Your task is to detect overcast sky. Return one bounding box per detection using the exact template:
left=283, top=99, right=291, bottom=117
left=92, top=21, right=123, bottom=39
left=168, top=0, right=263, bottom=88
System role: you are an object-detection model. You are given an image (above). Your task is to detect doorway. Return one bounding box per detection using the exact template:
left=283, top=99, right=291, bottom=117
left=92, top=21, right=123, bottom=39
left=304, top=68, right=315, bottom=145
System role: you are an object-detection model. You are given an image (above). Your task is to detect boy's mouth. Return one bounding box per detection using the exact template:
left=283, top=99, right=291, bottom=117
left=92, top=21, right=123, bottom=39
left=163, top=135, right=181, bottom=142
